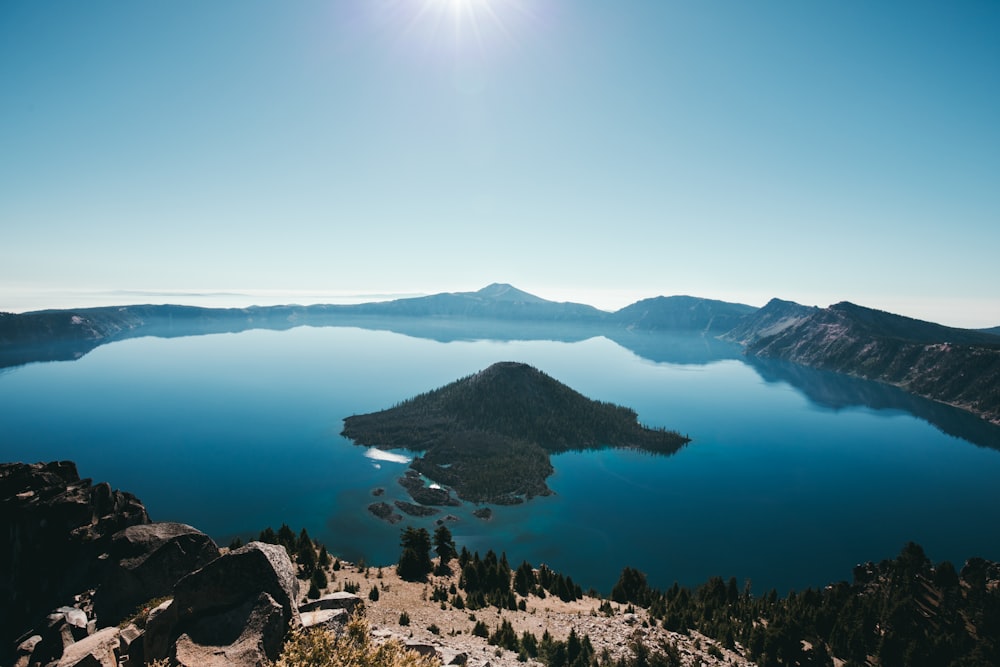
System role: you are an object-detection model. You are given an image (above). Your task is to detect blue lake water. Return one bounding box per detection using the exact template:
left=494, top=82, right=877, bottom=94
left=2, top=324, right=1000, bottom=595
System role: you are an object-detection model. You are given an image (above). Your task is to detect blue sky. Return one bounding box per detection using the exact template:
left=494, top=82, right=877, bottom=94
left=2, top=1, right=998, bottom=326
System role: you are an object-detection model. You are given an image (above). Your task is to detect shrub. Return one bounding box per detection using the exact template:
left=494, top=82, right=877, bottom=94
left=399, top=611, right=410, bottom=626
left=277, top=614, right=439, bottom=667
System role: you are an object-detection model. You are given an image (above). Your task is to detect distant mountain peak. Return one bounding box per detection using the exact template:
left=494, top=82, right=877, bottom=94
left=719, top=298, right=817, bottom=346
left=473, top=283, right=546, bottom=303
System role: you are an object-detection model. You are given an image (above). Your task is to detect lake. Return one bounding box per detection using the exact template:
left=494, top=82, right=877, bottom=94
left=2, top=322, right=1000, bottom=596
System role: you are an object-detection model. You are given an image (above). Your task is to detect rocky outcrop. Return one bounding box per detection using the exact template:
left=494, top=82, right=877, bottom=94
left=0, top=461, right=149, bottom=655
left=93, top=522, right=221, bottom=627
left=2, top=464, right=313, bottom=666
left=145, top=541, right=301, bottom=666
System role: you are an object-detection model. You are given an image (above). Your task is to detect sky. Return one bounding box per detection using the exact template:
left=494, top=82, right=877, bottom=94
left=1, top=1, right=998, bottom=327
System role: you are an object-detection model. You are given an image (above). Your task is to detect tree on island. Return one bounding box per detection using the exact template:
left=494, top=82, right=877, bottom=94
left=397, top=527, right=433, bottom=581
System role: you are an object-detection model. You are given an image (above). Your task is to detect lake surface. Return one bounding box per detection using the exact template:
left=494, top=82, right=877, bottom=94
left=3, top=323, right=1000, bottom=596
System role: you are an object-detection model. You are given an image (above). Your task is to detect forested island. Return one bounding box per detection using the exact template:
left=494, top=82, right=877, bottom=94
left=341, top=362, right=689, bottom=503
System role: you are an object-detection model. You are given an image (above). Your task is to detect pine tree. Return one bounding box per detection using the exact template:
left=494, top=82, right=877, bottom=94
left=397, top=526, right=433, bottom=581
left=434, top=524, right=457, bottom=565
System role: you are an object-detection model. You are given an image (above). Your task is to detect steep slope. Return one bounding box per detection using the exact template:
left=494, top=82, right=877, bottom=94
left=341, top=362, right=689, bottom=502
left=720, top=297, right=818, bottom=346
left=747, top=302, right=1000, bottom=424
left=613, top=295, right=757, bottom=333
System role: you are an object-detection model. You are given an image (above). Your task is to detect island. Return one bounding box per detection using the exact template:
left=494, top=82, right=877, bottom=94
left=342, top=362, right=690, bottom=504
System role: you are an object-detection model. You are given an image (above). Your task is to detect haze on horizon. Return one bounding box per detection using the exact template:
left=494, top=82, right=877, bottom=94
left=2, top=1, right=998, bottom=328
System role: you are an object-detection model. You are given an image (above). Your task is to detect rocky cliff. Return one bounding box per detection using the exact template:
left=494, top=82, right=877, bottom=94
left=1, top=462, right=310, bottom=667
left=1, top=461, right=149, bottom=651
left=742, top=302, right=1000, bottom=425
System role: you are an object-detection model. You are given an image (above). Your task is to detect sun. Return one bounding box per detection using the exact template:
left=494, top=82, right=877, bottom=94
left=412, top=0, right=520, bottom=56
left=430, top=0, right=491, bottom=13
left=369, top=0, right=530, bottom=61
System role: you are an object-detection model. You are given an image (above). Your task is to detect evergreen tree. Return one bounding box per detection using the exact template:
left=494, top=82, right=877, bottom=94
left=311, top=566, right=328, bottom=592
left=277, top=523, right=297, bottom=554
left=434, top=524, right=457, bottom=567
left=397, top=526, right=433, bottom=581
left=611, top=566, right=649, bottom=604
left=297, top=537, right=317, bottom=577
left=514, top=561, right=536, bottom=596
left=318, top=544, right=331, bottom=568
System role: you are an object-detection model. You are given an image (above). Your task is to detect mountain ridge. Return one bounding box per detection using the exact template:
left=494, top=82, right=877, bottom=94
left=742, top=301, right=1000, bottom=425
left=3, top=284, right=999, bottom=426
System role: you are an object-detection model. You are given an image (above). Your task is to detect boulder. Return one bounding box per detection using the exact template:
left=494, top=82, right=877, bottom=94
left=298, top=591, right=364, bottom=616
left=13, top=635, right=41, bottom=667
left=53, top=606, right=89, bottom=635
left=444, top=650, right=469, bottom=665
left=93, top=522, right=220, bottom=626
left=405, top=643, right=441, bottom=660
left=55, top=626, right=120, bottom=667
left=174, top=592, right=286, bottom=667
left=145, top=541, right=300, bottom=665
left=117, top=623, right=145, bottom=666
left=301, top=608, right=348, bottom=632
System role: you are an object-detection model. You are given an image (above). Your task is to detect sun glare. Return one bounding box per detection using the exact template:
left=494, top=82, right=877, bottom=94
left=388, top=0, right=526, bottom=58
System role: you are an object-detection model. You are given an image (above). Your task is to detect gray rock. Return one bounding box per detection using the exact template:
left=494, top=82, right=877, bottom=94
left=55, top=626, right=120, bottom=667
left=301, top=608, right=348, bottom=632
left=448, top=651, right=469, bottom=665
left=54, top=607, right=88, bottom=631
left=173, top=592, right=286, bottom=667
left=145, top=542, right=300, bottom=665
left=405, top=643, right=441, bottom=659
left=118, top=623, right=145, bottom=666
left=298, top=591, right=364, bottom=616
left=93, top=521, right=220, bottom=626
left=140, top=599, right=176, bottom=662
left=13, top=635, right=41, bottom=667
